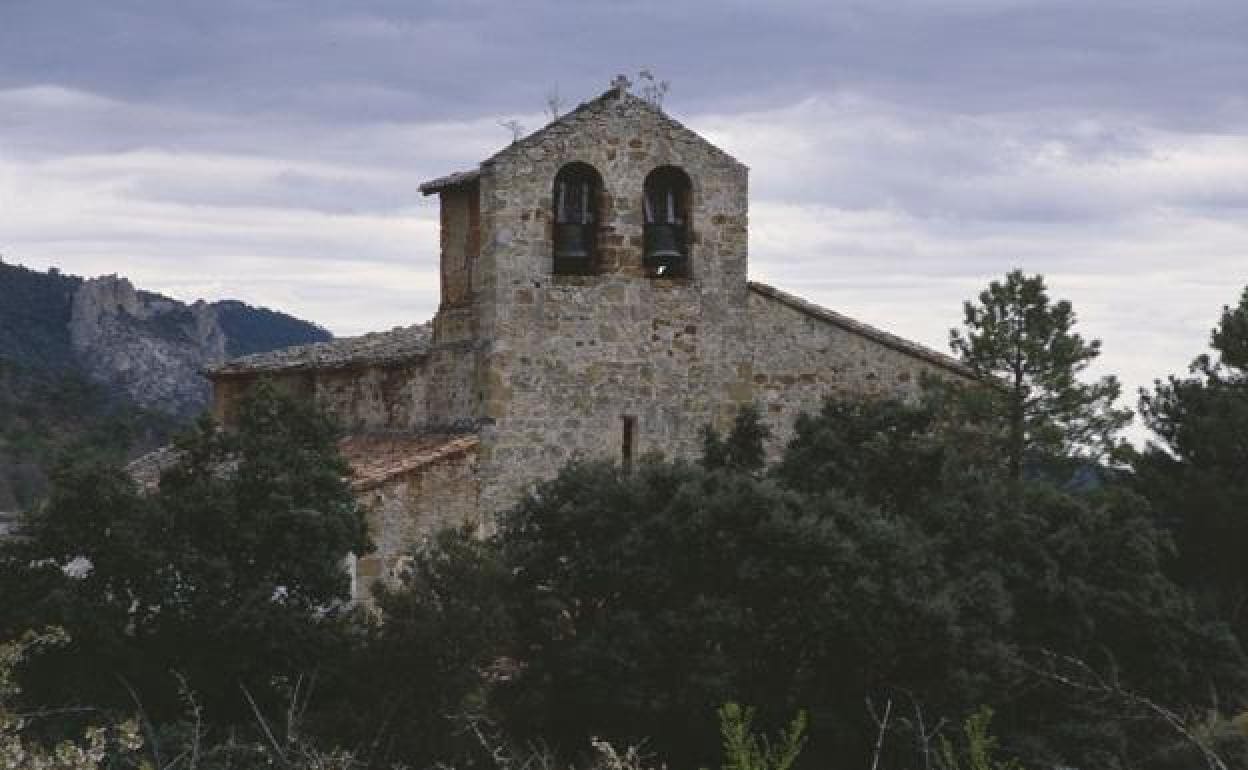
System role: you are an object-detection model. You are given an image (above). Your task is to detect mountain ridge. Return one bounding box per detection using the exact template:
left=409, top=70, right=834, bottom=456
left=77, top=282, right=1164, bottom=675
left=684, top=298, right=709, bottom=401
left=0, top=259, right=333, bottom=510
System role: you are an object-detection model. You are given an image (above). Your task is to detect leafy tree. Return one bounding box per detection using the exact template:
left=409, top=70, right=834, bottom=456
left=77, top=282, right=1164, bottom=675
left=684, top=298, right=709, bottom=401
left=788, top=395, right=1242, bottom=767
left=950, top=270, right=1131, bottom=480
left=0, top=381, right=370, bottom=728
left=702, top=403, right=770, bottom=473
left=772, top=396, right=948, bottom=511
left=1136, top=286, right=1248, bottom=640
left=378, top=395, right=1228, bottom=769
left=0, top=628, right=146, bottom=770
left=492, top=406, right=986, bottom=766
left=311, top=527, right=514, bottom=769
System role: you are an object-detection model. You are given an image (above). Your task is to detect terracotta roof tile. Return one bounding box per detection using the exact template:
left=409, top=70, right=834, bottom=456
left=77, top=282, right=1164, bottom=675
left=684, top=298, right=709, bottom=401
left=342, top=433, right=479, bottom=491
left=127, top=432, right=478, bottom=495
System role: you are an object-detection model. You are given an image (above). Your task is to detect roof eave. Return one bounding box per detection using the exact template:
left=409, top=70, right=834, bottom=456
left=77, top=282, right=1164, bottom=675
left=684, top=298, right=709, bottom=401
left=419, top=169, right=481, bottom=196
left=206, top=352, right=430, bottom=380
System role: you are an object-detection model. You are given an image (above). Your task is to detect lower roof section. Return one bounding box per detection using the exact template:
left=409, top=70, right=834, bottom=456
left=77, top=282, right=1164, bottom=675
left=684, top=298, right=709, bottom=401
left=208, top=322, right=433, bottom=377
left=127, top=432, right=479, bottom=495
left=342, top=433, right=479, bottom=492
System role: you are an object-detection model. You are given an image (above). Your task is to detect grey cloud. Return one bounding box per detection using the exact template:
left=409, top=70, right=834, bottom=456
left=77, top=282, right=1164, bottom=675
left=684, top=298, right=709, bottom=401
left=3, top=1, right=1246, bottom=127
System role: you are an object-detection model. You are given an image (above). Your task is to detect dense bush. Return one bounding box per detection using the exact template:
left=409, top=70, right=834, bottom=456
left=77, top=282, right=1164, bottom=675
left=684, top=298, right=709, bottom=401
left=0, top=382, right=370, bottom=735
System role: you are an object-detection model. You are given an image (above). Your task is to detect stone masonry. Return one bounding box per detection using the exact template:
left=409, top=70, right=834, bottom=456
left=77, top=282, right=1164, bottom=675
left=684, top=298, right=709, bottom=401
left=203, top=83, right=976, bottom=597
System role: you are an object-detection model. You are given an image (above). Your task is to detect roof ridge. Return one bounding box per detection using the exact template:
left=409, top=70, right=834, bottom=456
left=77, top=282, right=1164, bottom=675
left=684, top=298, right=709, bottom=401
left=421, top=88, right=627, bottom=194
left=421, top=87, right=745, bottom=193
left=210, top=321, right=433, bottom=376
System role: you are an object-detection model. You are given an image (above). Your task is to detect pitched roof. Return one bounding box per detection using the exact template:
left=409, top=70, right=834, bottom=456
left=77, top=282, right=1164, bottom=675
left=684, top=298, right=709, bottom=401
left=417, top=86, right=745, bottom=195
left=209, top=323, right=433, bottom=376
left=492, top=87, right=745, bottom=169
left=747, top=281, right=976, bottom=379
left=127, top=432, right=479, bottom=495
left=341, top=433, right=479, bottom=491
left=126, top=444, right=187, bottom=493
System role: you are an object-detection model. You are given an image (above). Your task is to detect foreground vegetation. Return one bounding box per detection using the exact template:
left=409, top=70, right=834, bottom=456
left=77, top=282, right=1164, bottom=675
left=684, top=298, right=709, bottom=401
left=1, top=273, right=1248, bottom=769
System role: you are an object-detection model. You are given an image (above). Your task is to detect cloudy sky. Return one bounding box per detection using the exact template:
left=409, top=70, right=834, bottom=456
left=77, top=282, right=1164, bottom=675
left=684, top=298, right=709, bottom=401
left=2, top=0, right=1246, bottom=440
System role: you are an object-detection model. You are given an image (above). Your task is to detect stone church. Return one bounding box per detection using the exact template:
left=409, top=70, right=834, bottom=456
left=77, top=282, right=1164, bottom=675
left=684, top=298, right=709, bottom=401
left=203, top=82, right=974, bottom=597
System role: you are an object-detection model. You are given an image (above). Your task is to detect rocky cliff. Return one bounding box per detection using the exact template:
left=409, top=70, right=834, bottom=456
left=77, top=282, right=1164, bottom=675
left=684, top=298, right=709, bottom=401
left=0, top=260, right=333, bottom=510
left=69, top=276, right=231, bottom=416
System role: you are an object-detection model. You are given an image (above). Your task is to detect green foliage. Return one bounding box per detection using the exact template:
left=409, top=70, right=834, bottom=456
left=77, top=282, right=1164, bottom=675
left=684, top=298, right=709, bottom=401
left=950, top=269, right=1131, bottom=479
left=0, top=628, right=147, bottom=770
left=1136, top=286, right=1248, bottom=641
left=0, top=357, right=179, bottom=511
left=773, top=396, right=947, bottom=510
left=937, top=707, right=1022, bottom=770
left=0, top=382, right=370, bottom=730
left=311, top=527, right=514, bottom=769
left=702, top=404, right=770, bottom=473
left=713, top=703, right=806, bottom=770
left=494, top=457, right=838, bottom=765
left=468, top=393, right=1234, bottom=769
left=0, top=261, right=332, bottom=512
left=0, top=262, right=81, bottom=369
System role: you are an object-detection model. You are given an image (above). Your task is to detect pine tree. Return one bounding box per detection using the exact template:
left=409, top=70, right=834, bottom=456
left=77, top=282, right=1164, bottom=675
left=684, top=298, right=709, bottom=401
left=1137, top=286, right=1248, bottom=637
left=950, top=270, right=1131, bottom=481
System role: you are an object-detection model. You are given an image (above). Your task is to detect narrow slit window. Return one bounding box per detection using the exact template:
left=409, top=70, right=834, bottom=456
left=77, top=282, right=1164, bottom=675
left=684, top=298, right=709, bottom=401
left=621, top=415, right=636, bottom=473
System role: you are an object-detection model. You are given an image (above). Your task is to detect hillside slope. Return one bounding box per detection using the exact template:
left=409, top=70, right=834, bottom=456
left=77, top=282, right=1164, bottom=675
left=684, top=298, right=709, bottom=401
left=0, top=260, right=333, bottom=510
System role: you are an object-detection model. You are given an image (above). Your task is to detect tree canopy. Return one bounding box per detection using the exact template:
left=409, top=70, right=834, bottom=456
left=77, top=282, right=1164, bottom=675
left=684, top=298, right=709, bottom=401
left=0, top=382, right=370, bottom=728
left=950, top=269, right=1131, bottom=480
left=1136, top=286, right=1248, bottom=640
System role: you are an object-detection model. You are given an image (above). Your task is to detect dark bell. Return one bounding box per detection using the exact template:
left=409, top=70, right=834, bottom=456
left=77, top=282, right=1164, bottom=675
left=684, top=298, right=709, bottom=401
left=554, top=223, right=591, bottom=259
left=644, top=223, right=685, bottom=266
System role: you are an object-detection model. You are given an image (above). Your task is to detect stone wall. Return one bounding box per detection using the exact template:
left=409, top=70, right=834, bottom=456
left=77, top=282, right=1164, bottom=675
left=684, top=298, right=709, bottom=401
left=439, top=183, right=480, bottom=309
left=212, top=371, right=314, bottom=426
left=312, top=363, right=429, bottom=432
left=470, top=91, right=752, bottom=515
left=212, top=362, right=430, bottom=432
left=352, top=441, right=480, bottom=600
left=746, top=284, right=975, bottom=452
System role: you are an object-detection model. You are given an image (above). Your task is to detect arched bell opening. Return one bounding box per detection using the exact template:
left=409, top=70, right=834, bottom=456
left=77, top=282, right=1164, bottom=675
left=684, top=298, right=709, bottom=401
left=642, top=166, right=692, bottom=279
left=552, top=162, right=602, bottom=275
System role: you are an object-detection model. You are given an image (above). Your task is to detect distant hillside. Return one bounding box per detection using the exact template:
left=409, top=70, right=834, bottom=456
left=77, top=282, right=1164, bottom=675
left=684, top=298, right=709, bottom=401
left=0, top=260, right=333, bottom=511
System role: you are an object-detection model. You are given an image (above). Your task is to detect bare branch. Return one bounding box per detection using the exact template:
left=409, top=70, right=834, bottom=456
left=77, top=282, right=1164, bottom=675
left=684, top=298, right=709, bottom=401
left=1024, top=650, right=1229, bottom=770
left=866, top=696, right=893, bottom=770
left=544, top=83, right=564, bottom=121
